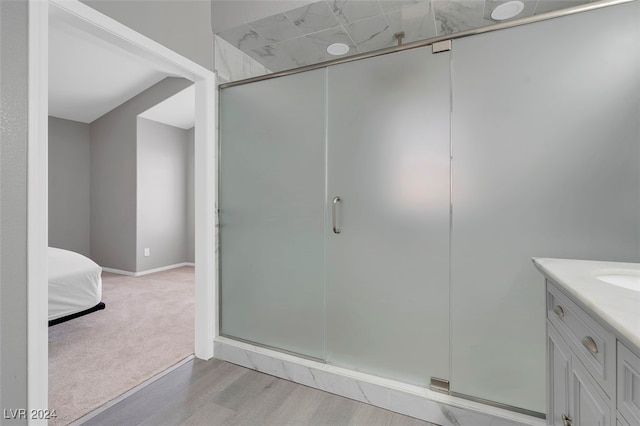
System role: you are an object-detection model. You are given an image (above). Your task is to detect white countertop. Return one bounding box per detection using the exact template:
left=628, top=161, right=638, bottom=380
left=533, top=257, right=640, bottom=354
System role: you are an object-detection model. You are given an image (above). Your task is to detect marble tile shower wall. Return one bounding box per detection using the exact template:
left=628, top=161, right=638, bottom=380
left=215, top=35, right=272, bottom=83
left=216, top=0, right=592, bottom=74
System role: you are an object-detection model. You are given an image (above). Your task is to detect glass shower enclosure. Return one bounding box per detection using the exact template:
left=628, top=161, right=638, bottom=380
left=219, top=46, right=452, bottom=387
left=218, top=1, right=640, bottom=416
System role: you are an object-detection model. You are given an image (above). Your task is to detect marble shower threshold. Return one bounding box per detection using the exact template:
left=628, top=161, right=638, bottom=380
left=214, top=337, right=545, bottom=426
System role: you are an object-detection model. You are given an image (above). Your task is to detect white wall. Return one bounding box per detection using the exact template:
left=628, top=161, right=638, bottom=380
left=0, top=0, right=29, bottom=415
left=90, top=77, right=192, bottom=273
left=136, top=118, right=191, bottom=271
left=48, top=117, right=91, bottom=257
left=81, top=0, right=214, bottom=71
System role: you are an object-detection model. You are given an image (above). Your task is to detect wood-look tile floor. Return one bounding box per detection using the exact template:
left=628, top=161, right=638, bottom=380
left=83, top=358, right=438, bottom=426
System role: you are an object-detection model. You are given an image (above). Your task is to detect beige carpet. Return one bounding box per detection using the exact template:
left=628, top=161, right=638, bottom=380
left=48, top=266, right=195, bottom=425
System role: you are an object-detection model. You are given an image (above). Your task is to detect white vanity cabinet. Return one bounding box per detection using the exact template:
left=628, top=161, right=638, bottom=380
left=535, top=258, right=640, bottom=426
left=547, top=283, right=614, bottom=426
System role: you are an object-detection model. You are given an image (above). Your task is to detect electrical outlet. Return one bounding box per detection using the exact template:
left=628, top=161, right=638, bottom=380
left=144, top=248, right=150, bottom=257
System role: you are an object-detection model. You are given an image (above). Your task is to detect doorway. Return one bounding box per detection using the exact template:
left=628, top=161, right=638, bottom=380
left=27, top=0, right=217, bottom=418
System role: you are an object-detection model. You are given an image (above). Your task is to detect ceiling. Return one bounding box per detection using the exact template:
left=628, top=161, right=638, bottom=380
left=49, top=11, right=193, bottom=126
left=216, top=0, right=593, bottom=72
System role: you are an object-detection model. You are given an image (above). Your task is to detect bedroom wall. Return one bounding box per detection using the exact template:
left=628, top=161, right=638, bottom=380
left=136, top=118, right=190, bottom=271
left=48, top=117, right=91, bottom=257
left=0, top=0, right=29, bottom=414
left=187, top=127, right=195, bottom=263
left=90, top=77, right=192, bottom=273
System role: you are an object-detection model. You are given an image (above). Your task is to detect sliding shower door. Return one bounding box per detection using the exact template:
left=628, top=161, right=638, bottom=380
left=325, top=47, right=452, bottom=386
left=220, top=46, right=452, bottom=383
left=219, top=70, right=326, bottom=359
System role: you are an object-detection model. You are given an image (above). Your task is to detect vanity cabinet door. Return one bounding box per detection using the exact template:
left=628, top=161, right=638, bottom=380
left=548, top=322, right=571, bottom=425
left=571, top=358, right=613, bottom=426
left=617, top=416, right=630, bottom=426
left=547, top=283, right=616, bottom=399
left=617, top=342, right=640, bottom=425
left=548, top=320, right=614, bottom=426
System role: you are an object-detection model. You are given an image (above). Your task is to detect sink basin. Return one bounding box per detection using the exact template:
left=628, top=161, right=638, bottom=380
left=596, top=273, right=640, bottom=291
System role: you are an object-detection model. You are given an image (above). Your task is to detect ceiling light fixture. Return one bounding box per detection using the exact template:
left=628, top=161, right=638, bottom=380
left=491, top=0, right=525, bottom=20
left=327, top=42, right=350, bottom=56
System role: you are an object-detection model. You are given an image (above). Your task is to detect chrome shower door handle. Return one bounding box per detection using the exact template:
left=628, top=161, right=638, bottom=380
left=332, top=196, right=341, bottom=234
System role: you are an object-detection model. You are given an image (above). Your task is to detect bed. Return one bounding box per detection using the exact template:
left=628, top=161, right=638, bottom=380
left=48, top=247, right=105, bottom=326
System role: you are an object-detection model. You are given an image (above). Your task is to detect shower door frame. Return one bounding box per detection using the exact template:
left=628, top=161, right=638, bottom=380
left=217, top=40, right=451, bottom=392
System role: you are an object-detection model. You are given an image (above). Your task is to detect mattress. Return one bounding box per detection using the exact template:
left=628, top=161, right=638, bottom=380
left=48, top=247, right=103, bottom=321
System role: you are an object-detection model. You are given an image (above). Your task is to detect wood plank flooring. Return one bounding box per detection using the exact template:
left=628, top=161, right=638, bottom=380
left=82, top=358, right=438, bottom=426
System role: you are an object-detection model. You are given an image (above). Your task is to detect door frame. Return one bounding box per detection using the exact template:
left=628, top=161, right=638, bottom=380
left=27, top=0, right=217, bottom=418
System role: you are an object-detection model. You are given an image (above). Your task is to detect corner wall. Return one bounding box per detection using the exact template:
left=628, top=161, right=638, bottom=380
left=136, top=118, right=191, bottom=271
left=90, top=77, right=192, bottom=272
left=48, top=117, right=91, bottom=257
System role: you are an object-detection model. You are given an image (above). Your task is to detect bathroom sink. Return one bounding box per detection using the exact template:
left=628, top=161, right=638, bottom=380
left=596, top=273, right=640, bottom=291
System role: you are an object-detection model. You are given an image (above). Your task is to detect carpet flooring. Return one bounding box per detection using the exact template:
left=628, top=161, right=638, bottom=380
left=48, top=266, right=195, bottom=425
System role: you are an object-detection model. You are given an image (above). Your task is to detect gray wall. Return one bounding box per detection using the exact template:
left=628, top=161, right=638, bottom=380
left=449, top=0, right=640, bottom=412
left=90, top=77, right=192, bottom=272
left=0, top=0, right=28, bottom=418
left=81, top=0, right=214, bottom=71
left=187, top=127, right=195, bottom=263
left=136, top=118, right=191, bottom=271
left=48, top=117, right=91, bottom=257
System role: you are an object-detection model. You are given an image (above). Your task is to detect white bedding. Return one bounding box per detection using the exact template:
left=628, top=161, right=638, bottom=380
left=48, top=247, right=103, bottom=321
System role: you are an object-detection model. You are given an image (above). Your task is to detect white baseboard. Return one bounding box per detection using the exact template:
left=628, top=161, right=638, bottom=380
left=213, top=337, right=545, bottom=426
left=101, top=267, right=136, bottom=276
left=102, top=262, right=195, bottom=277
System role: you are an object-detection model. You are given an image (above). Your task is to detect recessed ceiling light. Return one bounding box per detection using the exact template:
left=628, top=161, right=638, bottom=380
left=327, top=42, right=350, bottom=56
left=491, top=0, right=525, bottom=20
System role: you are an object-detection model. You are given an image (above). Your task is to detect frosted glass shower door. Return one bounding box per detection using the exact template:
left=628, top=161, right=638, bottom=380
left=325, top=47, right=451, bottom=385
left=219, top=70, right=326, bottom=359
